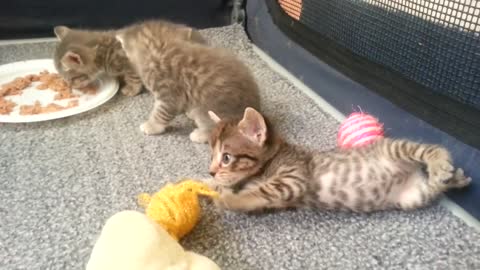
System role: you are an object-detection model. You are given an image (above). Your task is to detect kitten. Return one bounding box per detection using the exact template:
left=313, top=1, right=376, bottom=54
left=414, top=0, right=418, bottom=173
left=206, top=108, right=471, bottom=212
left=53, top=20, right=206, bottom=97
left=115, top=20, right=261, bottom=143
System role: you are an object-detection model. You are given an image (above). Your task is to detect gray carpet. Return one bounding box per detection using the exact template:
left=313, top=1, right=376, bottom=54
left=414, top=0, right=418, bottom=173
left=0, top=25, right=479, bottom=270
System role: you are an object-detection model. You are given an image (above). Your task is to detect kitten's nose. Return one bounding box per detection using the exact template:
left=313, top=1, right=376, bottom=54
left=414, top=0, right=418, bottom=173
left=209, top=171, right=216, bottom=177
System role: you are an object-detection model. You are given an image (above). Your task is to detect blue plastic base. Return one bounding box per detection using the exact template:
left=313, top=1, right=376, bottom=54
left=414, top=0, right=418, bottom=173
left=246, top=0, right=479, bottom=220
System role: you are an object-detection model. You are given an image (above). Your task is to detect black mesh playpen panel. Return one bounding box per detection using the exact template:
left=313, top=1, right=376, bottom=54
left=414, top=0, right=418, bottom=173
left=267, top=0, right=480, bottom=148
left=297, top=0, right=480, bottom=109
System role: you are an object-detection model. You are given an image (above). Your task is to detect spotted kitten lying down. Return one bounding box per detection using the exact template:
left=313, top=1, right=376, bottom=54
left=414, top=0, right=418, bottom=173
left=206, top=108, right=471, bottom=213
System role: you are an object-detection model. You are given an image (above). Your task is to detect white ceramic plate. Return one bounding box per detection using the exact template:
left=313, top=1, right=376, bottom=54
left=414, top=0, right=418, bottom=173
left=0, top=59, right=119, bottom=123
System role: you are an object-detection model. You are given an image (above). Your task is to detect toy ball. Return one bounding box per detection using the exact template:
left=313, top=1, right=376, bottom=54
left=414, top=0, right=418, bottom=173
left=137, top=179, right=218, bottom=240
left=337, top=112, right=384, bottom=149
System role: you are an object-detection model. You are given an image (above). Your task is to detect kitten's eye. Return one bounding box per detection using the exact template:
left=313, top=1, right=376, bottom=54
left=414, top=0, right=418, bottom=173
left=221, top=153, right=233, bottom=165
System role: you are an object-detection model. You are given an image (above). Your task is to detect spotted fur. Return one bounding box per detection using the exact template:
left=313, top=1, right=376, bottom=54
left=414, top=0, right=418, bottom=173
left=207, top=108, right=471, bottom=212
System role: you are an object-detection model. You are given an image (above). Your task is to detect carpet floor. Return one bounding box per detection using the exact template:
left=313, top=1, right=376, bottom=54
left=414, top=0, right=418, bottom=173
left=0, top=25, right=479, bottom=270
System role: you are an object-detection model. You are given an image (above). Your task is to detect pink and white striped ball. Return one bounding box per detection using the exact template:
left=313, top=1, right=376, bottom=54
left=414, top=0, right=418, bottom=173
left=337, top=112, right=384, bottom=149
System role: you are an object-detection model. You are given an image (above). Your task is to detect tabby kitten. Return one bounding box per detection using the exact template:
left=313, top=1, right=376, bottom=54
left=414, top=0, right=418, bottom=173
left=53, top=21, right=206, bottom=96
left=115, top=20, right=261, bottom=143
left=206, top=108, right=471, bottom=212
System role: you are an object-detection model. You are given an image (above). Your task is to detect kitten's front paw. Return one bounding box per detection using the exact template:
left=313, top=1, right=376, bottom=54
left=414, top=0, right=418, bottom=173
left=189, top=128, right=209, bottom=144
left=213, top=197, right=228, bottom=210
left=428, top=159, right=454, bottom=183
left=199, top=178, right=221, bottom=191
left=212, top=188, right=234, bottom=210
left=121, top=85, right=142, bottom=96
left=140, top=122, right=166, bottom=135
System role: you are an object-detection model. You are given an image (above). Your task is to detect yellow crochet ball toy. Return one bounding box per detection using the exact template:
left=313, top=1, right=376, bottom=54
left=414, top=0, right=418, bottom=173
left=137, top=179, right=218, bottom=240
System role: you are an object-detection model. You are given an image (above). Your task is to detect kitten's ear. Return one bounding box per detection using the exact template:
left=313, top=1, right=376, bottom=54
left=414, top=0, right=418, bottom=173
left=184, top=27, right=193, bottom=39
left=115, top=32, right=125, bottom=46
left=175, top=26, right=192, bottom=38
left=208, top=111, right=221, bottom=124
left=61, top=51, right=83, bottom=68
left=238, top=107, right=267, bottom=146
left=54, top=26, right=70, bottom=40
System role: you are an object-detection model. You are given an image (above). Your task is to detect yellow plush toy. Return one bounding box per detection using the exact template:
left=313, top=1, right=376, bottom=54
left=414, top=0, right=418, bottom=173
left=86, top=210, right=221, bottom=270
left=137, top=179, right=218, bottom=240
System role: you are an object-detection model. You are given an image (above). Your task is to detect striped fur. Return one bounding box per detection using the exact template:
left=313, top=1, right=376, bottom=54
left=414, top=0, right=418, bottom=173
left=207, top=108, right=471, bottom=212
left=53, top=21, right=206, bottom=98
left=116, top=20, right=261, bottom=143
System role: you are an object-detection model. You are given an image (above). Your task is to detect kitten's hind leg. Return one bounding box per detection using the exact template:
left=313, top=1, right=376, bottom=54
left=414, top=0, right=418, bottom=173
left=382, top=139, right=454, bottom=184
left=393, top=169, right=429, bottom=210
left=423, top=147, right=455, bottom=185
left=186, top=108, right=215, bottom=144
left=394, top=167, right=471, bottom=211
left=444, top=168, right=472, bottom=188
left=121, top=72, right=143, bottom=96
left=141, top=100, right=175, bottom=135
